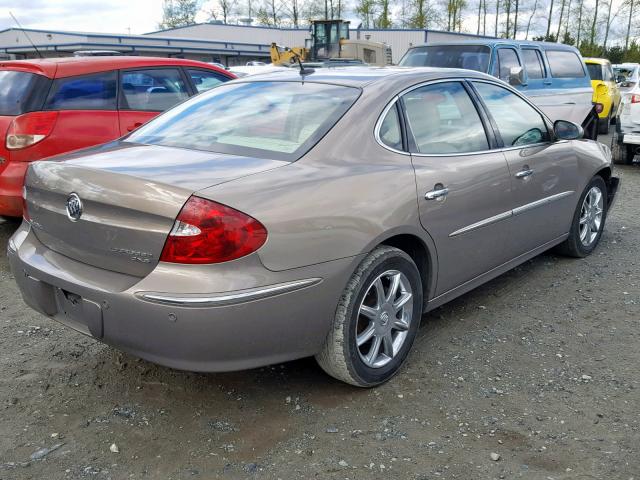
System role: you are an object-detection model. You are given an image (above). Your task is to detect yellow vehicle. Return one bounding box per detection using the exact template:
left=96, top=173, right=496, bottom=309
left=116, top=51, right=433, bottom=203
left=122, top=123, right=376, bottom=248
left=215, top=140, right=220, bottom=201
left=585, top=58, right=621, bottom=134
left=270, top=20, right=392, bottom=67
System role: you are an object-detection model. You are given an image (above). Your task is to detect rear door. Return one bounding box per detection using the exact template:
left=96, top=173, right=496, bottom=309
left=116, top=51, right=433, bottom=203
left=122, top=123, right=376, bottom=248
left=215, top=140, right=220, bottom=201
left=471, top=80, right=578, bottom=256
left=118, top=68, right=190, bottom=134
left=41, top=71, right=120, bottom=156
left=403, top=80, right=514, bottom=296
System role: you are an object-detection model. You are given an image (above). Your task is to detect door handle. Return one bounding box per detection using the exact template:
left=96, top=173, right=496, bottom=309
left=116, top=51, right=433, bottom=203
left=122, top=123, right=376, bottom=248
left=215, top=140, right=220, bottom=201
left=515, top=168, right=534, bottom=179
left=425, top=186, right=449, bottom=200
left=127, top=122, right=143, bottom=132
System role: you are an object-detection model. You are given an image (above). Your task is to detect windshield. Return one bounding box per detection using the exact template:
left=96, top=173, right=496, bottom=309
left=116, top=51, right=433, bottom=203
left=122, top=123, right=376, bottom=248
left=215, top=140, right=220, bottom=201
left=586, top=63, right=603, bottom=81
left=399, top=45, right=491, bottom=72
left=126, top=81, right=360, bottom=160
left=0, top=71, right=49, bottom=116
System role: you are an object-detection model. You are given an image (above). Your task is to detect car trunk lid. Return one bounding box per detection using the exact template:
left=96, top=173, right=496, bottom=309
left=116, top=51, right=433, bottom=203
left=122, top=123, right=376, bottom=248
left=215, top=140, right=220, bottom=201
left=25, top=143, right=286, bottom=277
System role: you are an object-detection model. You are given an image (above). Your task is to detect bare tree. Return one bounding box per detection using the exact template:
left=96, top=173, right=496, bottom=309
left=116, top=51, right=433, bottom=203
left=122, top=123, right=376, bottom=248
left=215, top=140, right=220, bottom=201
left=494, top=0, right=500, bottom=36
left=576, top=0, right=584, bottom=44
left=545, top=0, right=555, bottom=38
left=513, top=0, right=519, bottom=37
left=556, top=0, right=566, bottom=41
left=355, top=0, right=377, bottom=27
left=377, top=0, right=394, bottom=26
left=590, top=0, right=601, bottom=44
left=524, top=0, right=539, bottom=39
left=208, top=0, right=237, bottom=23
left=625, top=0, right=635, bottom=50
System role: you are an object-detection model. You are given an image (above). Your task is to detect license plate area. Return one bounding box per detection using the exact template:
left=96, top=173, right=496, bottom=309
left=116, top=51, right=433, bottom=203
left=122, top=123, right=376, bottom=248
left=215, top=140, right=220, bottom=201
left=53, top=287, right=104, bottom=338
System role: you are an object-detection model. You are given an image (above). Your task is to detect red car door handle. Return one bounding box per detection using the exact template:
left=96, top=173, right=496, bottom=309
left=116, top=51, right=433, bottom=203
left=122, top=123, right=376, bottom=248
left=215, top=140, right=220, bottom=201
left=127, top=122, right=143, bottom=132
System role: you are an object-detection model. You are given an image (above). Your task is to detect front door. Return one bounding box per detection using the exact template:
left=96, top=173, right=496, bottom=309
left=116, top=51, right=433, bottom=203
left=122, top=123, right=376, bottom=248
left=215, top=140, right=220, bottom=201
left=402, top=81, right=515, bottom=296
left=471, top=80, right=579, bottom=255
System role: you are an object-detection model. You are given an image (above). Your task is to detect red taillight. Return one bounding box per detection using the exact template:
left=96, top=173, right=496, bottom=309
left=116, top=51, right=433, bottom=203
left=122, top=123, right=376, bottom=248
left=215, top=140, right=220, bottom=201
left=160, top=196, right=268, bottom=264
left=595, top=103, right=604, bottom=114
left=631, top=94, right=640, bottom=104
left=6, top=111, right=58, bottom=150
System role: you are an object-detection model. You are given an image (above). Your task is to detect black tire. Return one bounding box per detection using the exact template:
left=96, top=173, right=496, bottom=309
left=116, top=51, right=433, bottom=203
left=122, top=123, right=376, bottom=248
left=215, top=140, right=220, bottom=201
left=598, top=113, right=610, bottom=134
left=556, top=176, right=608, bottom=258
left=316, top=246, right=423, bottom=387
left=611, top=135, right=634, bottom=165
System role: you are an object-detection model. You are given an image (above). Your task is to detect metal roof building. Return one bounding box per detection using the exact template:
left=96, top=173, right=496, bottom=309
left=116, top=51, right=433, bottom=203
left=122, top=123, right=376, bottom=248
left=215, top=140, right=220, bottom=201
left=0, top=24, right=495, bottom=65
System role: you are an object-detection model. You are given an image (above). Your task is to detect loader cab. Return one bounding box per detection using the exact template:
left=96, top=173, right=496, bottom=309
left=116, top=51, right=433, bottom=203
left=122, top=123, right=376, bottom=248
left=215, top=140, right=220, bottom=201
left=309, top=20, right=350, bottom=60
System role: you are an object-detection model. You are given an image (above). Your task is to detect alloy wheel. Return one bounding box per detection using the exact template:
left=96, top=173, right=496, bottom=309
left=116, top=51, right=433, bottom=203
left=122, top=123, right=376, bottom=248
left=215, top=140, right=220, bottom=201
left=356, top=270, right=414, bottom=368
left=579, top=186, right=604, bottom=247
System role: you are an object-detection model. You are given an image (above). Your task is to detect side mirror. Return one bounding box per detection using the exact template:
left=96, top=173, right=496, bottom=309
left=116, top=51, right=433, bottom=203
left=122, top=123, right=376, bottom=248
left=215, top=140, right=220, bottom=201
left=554, top=120, right=584, bottom=140
left=509, top=66, right=524, bottom=86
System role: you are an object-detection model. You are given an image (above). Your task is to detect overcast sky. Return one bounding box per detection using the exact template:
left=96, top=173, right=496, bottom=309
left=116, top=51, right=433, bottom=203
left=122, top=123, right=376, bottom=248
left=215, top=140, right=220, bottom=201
left=0, top=1, right=166, bottom=35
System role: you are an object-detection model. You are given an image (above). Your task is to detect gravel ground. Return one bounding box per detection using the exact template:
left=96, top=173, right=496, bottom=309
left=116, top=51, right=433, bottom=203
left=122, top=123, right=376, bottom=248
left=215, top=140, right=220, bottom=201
left=1, top=155, right=638, bottom=479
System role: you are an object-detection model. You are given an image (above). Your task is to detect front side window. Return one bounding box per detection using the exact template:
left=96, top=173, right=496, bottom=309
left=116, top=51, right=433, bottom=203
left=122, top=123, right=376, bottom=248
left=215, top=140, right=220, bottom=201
left=474, top=82, right=550, bottom=147
left=45, top=71, right=117, bottom=110
left=121, top=68, right=189, bottom=112
left=522, top=49, right=545, bottom=80
left=546, top=50, right=586, bottom=78
left=399, top=45, right=491, bottom=73
left=187, top=69, right=229, bottom=93
left=126, top=81, right=360, bottom=160
left=494, top=48, right=521, bottom=82
left=402, top=82, right=488, bottom=154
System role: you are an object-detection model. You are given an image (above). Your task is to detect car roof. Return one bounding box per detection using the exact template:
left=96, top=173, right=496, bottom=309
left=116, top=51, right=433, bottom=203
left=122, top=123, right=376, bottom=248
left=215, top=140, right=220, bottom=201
left=584, top=57, right=611, bottom=65
left=0, top=56, right=231, bottom=78
left=408, top=40, right=580, bottom=51
left=231, top=66, right=495, bottom=88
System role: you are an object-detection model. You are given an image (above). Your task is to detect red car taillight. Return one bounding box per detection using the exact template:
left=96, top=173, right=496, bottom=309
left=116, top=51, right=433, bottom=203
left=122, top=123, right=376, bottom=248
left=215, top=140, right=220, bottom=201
left=6, top=111, right=58, bottom=150
left=631, top=94, right=640, bottom=104
left=595, top=103, right=604, bottom=114
left=160, top=196, right=268, bottom=264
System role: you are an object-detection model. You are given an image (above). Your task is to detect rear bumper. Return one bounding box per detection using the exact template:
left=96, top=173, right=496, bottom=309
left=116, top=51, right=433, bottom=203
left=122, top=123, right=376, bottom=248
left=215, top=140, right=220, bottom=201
left=8, top=223, right=357, bottom=372
left=0, top=161, right=28, bottom=217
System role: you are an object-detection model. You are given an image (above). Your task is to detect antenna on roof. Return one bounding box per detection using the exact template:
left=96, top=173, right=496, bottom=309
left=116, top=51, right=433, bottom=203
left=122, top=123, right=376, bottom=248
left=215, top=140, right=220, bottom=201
left=287, top=48, right=314, bottom=76
left=9, top=11, right=43, bottom=59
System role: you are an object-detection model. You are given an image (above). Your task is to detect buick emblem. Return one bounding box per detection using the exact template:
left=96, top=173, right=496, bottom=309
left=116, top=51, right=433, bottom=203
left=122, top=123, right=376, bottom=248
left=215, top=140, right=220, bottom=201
left=66, top=193, right=83, bottom=222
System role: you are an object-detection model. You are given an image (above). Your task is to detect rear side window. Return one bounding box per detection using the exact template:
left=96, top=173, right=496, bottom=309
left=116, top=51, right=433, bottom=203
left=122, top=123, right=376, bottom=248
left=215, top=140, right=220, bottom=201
left=522, top=49, right=545, bottom=79
left=121, top=68, right=189, bottom=112
left=186, top=69, right=229, bottom=93
left=45, top=72, right=117, bottom=110
left=494, top=48, right=521, bottom=82
left=546, top=51, right=586, bottom=78
left=403, top=82, right=488, bottom=154
left=0, top=71, right=50, bottom=115
left=378, top=105, right=403, bottom=151
left=586, top=63, right=603, bottom=81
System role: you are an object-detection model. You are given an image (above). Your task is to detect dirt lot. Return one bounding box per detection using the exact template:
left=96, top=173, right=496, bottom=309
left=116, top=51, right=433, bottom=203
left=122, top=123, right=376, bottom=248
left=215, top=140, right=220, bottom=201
left=1, top=160, right=639, bottom=480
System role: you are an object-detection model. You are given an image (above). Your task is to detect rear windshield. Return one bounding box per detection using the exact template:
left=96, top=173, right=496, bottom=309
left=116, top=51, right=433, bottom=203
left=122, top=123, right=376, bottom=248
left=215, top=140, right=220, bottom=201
left=399, top=45, right=491, bottom=73
left=0, top=71, right=49, bottom=115
left=586, top=63, right=603, bottom=81
left=126, top=81, right=361, bottom=160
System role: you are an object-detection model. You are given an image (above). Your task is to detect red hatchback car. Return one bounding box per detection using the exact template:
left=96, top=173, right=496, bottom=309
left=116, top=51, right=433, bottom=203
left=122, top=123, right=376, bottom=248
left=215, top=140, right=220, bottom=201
left=0, top=56, right=235, bottom=217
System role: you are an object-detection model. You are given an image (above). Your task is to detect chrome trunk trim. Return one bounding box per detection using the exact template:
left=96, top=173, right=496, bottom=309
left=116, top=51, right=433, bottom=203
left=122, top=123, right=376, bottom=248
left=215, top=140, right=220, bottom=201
left=137, top=278, right=322, bottom=307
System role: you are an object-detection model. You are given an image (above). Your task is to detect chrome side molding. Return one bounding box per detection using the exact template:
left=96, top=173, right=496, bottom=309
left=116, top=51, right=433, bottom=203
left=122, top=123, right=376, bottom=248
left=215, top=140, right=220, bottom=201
left=137, top=278, right=322, bottom=307
left=450, top=191, right=574, bottom=237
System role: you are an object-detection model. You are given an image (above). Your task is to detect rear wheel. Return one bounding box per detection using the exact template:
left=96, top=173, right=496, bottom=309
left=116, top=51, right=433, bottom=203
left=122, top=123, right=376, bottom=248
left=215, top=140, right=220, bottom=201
left=316, top=246, right=423, bottom=387
left=611, top=134, right=634, bottom=165
left=556, top=176, right=607, bottom=258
